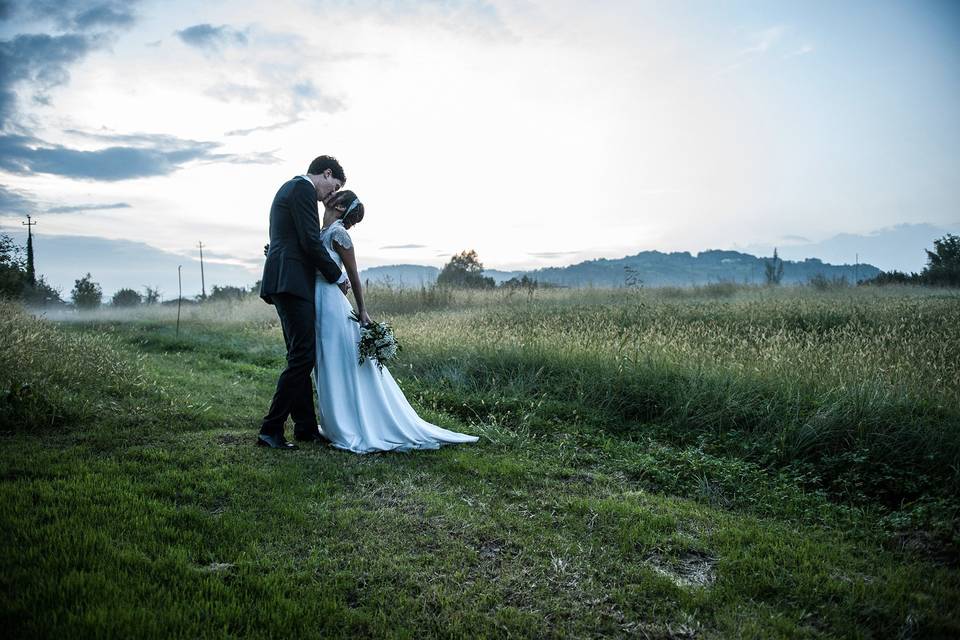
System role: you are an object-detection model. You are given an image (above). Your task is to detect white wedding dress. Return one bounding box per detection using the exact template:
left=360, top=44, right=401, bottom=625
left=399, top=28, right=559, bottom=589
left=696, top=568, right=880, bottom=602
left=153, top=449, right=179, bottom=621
left=313, top=220, right=479, bottom=453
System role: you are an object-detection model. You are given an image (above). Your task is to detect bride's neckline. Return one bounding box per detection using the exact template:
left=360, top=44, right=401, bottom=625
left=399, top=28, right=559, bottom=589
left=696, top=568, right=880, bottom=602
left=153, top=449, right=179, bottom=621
left=320, top=218, right=345, bottom=232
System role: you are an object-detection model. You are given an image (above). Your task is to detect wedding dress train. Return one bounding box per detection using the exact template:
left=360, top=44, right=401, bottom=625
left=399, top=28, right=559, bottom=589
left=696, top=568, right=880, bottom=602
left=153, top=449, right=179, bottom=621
left=313, top=220, right=478, bottom=453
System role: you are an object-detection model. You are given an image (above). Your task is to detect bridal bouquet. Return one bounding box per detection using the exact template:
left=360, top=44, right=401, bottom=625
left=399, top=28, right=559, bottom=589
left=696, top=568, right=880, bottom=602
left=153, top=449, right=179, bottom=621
left=350, top=310, right=401, bottom=372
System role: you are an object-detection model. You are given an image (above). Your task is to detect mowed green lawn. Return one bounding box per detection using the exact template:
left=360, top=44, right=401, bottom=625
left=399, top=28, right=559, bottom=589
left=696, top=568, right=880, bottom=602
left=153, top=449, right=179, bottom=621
left=1, top=287, right=958, bottom=638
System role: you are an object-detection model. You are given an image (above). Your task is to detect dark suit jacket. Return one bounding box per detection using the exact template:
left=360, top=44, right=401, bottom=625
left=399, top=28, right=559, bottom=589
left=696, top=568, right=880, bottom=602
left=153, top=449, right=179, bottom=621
left=260, top=177, right=343, bottom=304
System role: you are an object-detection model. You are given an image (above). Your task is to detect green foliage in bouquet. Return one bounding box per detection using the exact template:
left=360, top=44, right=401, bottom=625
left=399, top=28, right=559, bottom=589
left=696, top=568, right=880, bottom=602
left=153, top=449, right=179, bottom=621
left=349, top=310, right=402, bottom=372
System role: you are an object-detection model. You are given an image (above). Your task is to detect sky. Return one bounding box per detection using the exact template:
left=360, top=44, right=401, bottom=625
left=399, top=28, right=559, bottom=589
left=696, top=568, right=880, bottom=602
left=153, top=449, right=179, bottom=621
left=0, top=0, right=958, bottom=289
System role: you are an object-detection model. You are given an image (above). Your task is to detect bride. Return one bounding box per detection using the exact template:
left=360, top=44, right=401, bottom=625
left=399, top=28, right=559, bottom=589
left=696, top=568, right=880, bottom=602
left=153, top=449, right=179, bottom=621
left=312, top=190, right=478, bottom=453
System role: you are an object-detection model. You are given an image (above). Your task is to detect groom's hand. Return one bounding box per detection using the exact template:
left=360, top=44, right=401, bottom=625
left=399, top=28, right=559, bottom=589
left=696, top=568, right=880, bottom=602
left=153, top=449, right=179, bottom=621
left=338, top=280, right=351, bottom=296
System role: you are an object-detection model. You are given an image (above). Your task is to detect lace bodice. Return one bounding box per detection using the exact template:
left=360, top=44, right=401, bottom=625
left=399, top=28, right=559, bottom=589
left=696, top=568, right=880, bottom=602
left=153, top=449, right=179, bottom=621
left=320, top=220, right=352, bottom=268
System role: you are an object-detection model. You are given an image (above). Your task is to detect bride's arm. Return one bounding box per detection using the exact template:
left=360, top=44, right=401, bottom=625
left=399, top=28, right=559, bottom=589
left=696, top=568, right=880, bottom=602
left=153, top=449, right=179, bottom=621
left=333, top=241, right=371, bottom=324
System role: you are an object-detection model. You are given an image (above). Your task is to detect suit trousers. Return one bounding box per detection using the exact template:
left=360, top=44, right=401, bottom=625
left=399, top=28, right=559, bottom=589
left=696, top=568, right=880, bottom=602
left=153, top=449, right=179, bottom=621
left=261, top=292, right=318, bottom=436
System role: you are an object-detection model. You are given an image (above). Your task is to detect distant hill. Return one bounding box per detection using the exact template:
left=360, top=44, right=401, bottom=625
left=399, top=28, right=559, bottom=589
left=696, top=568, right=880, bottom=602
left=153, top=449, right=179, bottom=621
left=360, top=252, right=880, bottom=288
left=524, top=250, right=881, bottom=287
left=484, top=269, right=525, bottom=284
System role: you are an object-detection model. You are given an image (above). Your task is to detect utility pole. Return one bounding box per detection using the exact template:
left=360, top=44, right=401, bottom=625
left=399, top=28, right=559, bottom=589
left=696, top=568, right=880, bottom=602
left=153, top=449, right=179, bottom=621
left=198, top=241, right=206, bottom=299
left=22, top=214, right=36, bottom=286
left=176, top=265, right=182, bottom=338
left=855, top=253, right=859, bottom=285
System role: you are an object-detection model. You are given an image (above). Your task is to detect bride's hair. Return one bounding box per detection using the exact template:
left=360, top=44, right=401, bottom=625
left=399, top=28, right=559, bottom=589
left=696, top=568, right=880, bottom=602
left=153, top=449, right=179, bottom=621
left=334, top=190, right=365, bottom=228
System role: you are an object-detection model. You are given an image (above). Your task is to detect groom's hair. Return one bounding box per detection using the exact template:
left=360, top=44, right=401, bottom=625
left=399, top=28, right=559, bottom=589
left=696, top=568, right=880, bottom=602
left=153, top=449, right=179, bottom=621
left=307, top=155, right=346, bottom=183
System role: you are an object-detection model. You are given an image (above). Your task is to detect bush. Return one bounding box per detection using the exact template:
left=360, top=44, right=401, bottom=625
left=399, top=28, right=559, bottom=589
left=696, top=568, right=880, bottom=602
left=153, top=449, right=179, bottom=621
left=71, top=273, right=102, bottom=310
left=0, top=233, right=65, bottom=306
left=111, top=288, right=143, bottom=307
left=860, top=270, right=921, bottom=286
left=922, top=233, right=960, bottom=286
left=807, top=274, right=849, bottom=291
left=23, top=276, right=64, bottom=307
left=437, top=250, right=495, bottom=289
left=0, top=233, right=26, bottom=299
left=206, top=284, right=250, bottom=303
left=144, top=286, right=161, bottom=305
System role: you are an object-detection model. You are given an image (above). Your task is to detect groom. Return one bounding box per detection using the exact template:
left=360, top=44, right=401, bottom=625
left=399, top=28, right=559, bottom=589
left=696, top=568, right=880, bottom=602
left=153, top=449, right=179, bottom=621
left=257, top=155, right=350, bottom=449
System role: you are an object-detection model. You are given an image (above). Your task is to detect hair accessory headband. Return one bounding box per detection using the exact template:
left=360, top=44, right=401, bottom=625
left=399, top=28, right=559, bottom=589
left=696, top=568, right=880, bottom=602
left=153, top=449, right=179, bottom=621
left=342, top=197, right=361, bottom=219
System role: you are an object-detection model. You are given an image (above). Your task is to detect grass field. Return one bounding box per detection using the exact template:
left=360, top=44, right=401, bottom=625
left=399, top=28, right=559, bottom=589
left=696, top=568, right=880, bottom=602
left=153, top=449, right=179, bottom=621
left=2, top=285, right=959, bottom=638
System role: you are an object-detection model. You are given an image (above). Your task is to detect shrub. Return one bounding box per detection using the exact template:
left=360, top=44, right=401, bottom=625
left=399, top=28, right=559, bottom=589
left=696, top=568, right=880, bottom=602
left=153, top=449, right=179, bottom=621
left=860, top=270, right=920, bottom=286
left=22, top=276, right=64, bottom=307
left=71, top=273, right=102, bottom=310
left=437, top=250, right=495, bottom=289
left=0, top=233, right=26, bottom=299
left=111, top=288, right=143, bottom=307
left=807, top=274, right=849, bottom=291
left=144, top=286, right=161, bottom=305
left=922, top=233, right=960, bottom=286
left=206, top=284, right=250, bottom=303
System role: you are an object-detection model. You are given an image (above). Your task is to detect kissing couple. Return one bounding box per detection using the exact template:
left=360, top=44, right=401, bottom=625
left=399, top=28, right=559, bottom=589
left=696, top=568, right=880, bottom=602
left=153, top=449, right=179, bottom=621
left=256, top=155, right=478, bottom=453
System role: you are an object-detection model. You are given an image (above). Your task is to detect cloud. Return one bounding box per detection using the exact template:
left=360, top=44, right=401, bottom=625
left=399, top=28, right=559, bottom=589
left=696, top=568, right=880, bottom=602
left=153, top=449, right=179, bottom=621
left=225, top=118, right=302, bottom=137
left=739, top=26, right=784, bottom=56
left=0, top=183, right=35, bottom=215
left=0, top=2, right=142, bottom=128
left=208, top=78, right=345, bottom=121
left=785, top=43, right=815, bottom=58
left=529, top=251, right=580, bottom=258
left=308, top=0, right=514, bottom=41
left=289, top=80, right=345, bottom=113
left=175, top=23, right=248, bottom=51
left=0, top=132, right=279, bottom=181
left=64, top=129, right=283, bottom=168
left=1, top=182, right=133, bottom=217
left=2, top=1, right=139, bottom=31
left=210, top=79, right=344, bottom=113
left=72, top=4, right=136, bottom=30
left=0, top=32, right=100, bottom=127
left=715, top=25, right=790, bottom=76
left=206, top=83, right=262, bottom=103
left=64, top=129, right=198, bottom=146
left=380, top=244, right=427, bottom=249
left=47, top=202, right=131, bottom=213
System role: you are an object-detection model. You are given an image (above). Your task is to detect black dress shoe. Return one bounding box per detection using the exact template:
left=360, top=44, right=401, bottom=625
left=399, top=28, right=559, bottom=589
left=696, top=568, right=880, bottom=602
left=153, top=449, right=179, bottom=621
left=293, top=428, right=328, bottom=443
left=256, top=433, right=297, bottom=449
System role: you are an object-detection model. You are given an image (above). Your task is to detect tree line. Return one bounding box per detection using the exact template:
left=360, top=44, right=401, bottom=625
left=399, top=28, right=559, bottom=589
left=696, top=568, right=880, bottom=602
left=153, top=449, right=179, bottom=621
left=3, top=232, right=958, bottom=309
left=859, top=234, right=960, bottom=287
left=0, top=231, right=262, bottom=309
